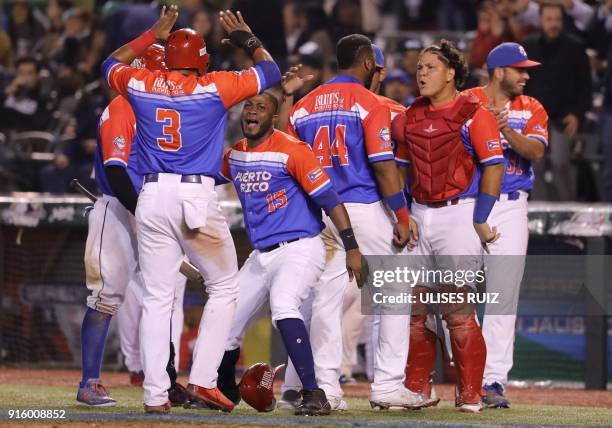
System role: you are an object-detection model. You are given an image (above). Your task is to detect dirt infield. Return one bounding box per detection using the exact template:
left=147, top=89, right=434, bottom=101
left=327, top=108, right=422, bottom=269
left=1, top=368, right=611, bottom=408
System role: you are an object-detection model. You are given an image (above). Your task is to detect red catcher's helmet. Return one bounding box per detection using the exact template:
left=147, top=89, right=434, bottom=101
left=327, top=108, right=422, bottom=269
left=165, top=28, right=209, bottom=75
left=136, top=44, right=167, bottom=72
left=238, top=363, right=285, bottom=412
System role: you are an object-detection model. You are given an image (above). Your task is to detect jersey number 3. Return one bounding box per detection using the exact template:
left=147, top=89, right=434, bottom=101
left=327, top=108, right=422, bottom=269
left=156, top=108, right=182, bottom=151
left=313, top=125, right=348, bottom=167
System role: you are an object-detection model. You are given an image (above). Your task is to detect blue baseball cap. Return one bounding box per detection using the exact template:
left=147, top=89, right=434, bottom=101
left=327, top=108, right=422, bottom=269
left=372, top=44, right=385, bottom=68
left=487, top=42, right=541, bottom=70
left=385, top=68, right=411, bottom=85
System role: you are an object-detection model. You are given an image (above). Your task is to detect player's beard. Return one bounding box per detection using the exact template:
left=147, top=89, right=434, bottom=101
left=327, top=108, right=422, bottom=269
left=500, top=76, right=522, bottom=98
left=364, top=68, right=376, bottom=90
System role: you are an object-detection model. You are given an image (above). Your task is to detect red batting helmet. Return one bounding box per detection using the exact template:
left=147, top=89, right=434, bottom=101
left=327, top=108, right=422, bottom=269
left=238, top=363, right=285, bottom=412
left=136, top=44, right=167, bottom=72
left=165, top=28, right=209, bottom=75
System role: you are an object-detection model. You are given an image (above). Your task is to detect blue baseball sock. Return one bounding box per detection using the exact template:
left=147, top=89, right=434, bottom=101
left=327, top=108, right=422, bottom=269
left=276, top=318, right=317, bottom=390
left=80, top=308, right=112, bottom=388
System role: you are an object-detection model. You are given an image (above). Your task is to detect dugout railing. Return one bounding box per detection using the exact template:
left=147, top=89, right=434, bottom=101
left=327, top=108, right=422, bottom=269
left=0, top=194, right=609, bottom=390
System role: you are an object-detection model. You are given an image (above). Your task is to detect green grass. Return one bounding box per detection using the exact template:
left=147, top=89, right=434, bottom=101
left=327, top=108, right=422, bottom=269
left=1, top=384, right=611, bottom=427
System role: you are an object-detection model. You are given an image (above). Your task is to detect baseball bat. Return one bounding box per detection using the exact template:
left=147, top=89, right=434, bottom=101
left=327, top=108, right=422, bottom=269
left=70, top=178, right=204, bottom=284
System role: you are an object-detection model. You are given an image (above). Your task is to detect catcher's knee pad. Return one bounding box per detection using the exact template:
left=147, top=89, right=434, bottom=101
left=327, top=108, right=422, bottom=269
left=405, top=314, right=438, bottom=393
left=443, top=312, right=486, bottom=405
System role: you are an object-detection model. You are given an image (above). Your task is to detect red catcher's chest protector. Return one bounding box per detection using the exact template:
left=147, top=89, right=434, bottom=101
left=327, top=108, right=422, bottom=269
left=403, top=95, right=480, bottom=203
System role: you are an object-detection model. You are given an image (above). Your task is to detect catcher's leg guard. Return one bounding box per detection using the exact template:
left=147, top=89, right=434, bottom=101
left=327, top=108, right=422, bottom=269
left=441, top=287, right=486, bottom=406
left=404, top=286, right=437, bottom=394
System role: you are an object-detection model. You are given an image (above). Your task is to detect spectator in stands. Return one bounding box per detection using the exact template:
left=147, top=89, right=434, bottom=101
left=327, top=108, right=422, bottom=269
left=382, top=68, right=415, bottom=107
left=284, top=0, right=308, bottom=55
left=331, top=0, right=367, bottom=42
left=192, top=8, right=222, bottom=70
left=587, top=0, right=612, bottom=201
left=0, top=28, right=14, bottom=71
left=518, top=0, right=594, bottom=38
left=436, top=0, right=478, bottom=31
left=38, top=77, right=110, bottom=194
left=297, top=3, right=335, bottom=63
left=38, top=0, right=74, bottom=61
left=0, top=57, right=55, bottom=133
left=469, top=0, right=524, bottom=69
left=7, top=0, right=45, bottom=59
left=291, top=44, right=325, bottom=102
left=400, top=39, right=422, bottom=96
left=524, top=2, right=592, bottom=201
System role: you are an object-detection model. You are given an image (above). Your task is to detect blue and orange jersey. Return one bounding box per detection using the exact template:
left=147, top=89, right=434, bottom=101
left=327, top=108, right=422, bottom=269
left=102, top=58, right=280, bottom=177
left=219, top=130, right=333, bottom=250
left=464, top=86, right=549, bottom=193
left=94, top=96, right=142, bottom=196
left=393, top=97, right=504, bottom=198
left=288, top=75, right=394, bottom=204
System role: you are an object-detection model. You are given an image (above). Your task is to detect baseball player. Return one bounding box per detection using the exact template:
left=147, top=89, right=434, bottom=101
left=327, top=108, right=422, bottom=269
left=214, top=92, right=364, bottom=416
left=339, top=44, right=407, bottom=385
left=101, top=6, right=281, bottom=413
left=392, top=39, right=505, bottom=413
left=282, top=34, right=425, bottom=410
left=78, top=44, right=186, bottom=406
left=464, top=42, right=547, bottom=408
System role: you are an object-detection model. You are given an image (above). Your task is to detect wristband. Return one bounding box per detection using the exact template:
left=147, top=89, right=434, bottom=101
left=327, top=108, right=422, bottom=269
left=229, top=30, right=263, bottom=56
left=339, top=228, right=359, bottom=251
left=128, top=30, right=156, bottom=57
left=395, top=206, right=410, bottom=225
left=384, top=191, right=407, bottom=211
left=473, top=192, right=497, bottom=224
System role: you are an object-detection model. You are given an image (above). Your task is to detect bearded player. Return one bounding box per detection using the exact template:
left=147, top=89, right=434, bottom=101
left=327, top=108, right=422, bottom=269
left=214, top=92, right=364, bottom=415
left=393, top=40, right=504, bottom=413
left=283, top=34, right=424, bottom=410
left=464, top=42, right=547, bottom=408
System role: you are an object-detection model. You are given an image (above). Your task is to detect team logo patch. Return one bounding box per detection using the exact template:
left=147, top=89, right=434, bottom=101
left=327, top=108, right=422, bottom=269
left=487, top=139, right=500, bottom=151
left=519, top=45, right=527, bottom=57
left=199, top=47, right=207, bottom=56
left=113, top=136, right=126, bottom=150
left=379, top=127, right=392, bottom=149
left=307, top=167, right=324, bottom=183
left=532, top=124, right=545, bottom=133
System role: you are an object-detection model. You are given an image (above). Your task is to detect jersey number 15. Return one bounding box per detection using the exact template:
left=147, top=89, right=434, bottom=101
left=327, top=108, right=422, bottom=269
left=313, top=124, right=348, bottom=167
left=156, top=108, right=182, bottom=151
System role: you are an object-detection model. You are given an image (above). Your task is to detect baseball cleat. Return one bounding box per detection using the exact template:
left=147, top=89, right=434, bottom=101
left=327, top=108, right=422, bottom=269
left=482, top=382, right=510, bottom=408
left=276, top=389, right=301, bottom=409
left=458, top=402, right=483, bottom=413
left=76, top=379, right=117, bottom=407
left=168, top=382, right=189, bottom=407
left=129, top=370, right=145, bottom=387
left=369, top=386, right=428, bottom=410
left=294, top=388, right=331, bottom=416
left=328, top=396, right=349, bottom=411
left=185, top=384, right=234, bottom=412
left=144, top=400, right=171, bottom=414
left=217, top=378, right=241, bottom=405
left=339, top=374, right=357, bottom=384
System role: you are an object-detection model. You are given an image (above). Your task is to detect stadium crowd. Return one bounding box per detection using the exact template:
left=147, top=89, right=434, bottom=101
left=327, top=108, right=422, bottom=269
left=0, top=0, right=609, bottom=201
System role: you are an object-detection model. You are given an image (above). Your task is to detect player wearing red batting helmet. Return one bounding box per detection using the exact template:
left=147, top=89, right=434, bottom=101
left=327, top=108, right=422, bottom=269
left=165, top=28, right=209, bottom=75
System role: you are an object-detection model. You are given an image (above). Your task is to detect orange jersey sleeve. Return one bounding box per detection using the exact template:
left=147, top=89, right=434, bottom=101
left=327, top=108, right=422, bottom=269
left=104, top=59, right=150, bottom=98
left=210, top=69, right=261, bottom=110
left=286, top=139, right=333, bottom=196
left=99, top=97, right=136, bottom=168
left=467, top=107, right=504, bottom=166
left=391, top=112, right=409, bottom=166
left=362, top=102, right=394, bottom=163
left=524, top=99, right=549, bottom=147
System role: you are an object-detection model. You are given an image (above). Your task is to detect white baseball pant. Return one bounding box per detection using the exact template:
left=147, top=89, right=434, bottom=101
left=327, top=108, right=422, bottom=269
left=482, top=191, right=528, bottom=386
left=225, top=236, right=325, bottom=350
left=283, top=201, right=410, bottom=398
left=136, top=174, right=239, bottom=406
left=84, top=194, right=138, bottom=315
left=117, top=269, right=186, bottom=372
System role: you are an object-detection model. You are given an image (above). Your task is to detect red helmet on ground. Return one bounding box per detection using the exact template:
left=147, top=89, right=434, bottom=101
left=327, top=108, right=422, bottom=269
left=133, top=44, right=167, bottom=72
left=238, top=363, right=285, bottom=412
left=165, top=28, right=209, bottom=75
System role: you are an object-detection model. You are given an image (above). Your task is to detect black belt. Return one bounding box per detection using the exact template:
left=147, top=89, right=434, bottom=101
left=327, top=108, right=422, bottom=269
left=259, top=238, right=300, bottom=253
left=503, top=191, right=521, bottom=201
left=144, top=173, right=203, bottom=184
